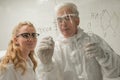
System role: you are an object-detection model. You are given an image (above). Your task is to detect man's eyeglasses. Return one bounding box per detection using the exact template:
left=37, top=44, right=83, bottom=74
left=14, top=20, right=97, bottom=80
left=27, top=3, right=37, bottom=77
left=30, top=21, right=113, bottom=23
left=56, top=14, right=77, bottom=24
left=16, top=33, right=39, bottom=39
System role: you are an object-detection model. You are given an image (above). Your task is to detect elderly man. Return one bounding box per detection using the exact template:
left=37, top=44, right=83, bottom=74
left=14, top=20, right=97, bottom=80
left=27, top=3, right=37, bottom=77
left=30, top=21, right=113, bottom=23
left=37, top=2, right=120, bottom=80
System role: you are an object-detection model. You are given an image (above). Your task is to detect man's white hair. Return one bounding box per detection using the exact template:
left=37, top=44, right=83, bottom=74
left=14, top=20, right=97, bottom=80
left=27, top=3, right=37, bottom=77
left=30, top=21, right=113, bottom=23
left=55, top=2, right=79, bottom=17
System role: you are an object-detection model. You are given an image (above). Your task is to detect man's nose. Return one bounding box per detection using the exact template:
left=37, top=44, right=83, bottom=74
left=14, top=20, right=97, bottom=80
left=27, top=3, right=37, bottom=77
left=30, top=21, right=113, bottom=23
left=61, top=19, right=67, bottom=25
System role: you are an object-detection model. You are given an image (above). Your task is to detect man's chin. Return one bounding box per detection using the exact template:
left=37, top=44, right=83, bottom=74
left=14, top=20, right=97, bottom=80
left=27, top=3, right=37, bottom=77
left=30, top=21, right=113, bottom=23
left=63, top=33, right=73, bottom=38
left=28, top=47, right=35, bottom=51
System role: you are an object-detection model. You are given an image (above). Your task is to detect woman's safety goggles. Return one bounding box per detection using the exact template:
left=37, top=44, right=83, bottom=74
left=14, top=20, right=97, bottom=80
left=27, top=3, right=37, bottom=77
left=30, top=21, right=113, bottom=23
left=16, top=33, right=39, bottom=39
left=56, top=14, right=77, bottom=24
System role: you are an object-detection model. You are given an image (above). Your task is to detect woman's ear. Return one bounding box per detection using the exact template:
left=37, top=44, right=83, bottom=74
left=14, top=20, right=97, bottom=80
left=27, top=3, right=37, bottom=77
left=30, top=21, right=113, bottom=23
left=13, top=37, right=19, bottom=46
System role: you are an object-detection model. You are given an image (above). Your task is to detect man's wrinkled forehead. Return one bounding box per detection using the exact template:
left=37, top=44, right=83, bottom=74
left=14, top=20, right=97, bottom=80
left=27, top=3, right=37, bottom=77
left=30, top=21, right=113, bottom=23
left=57, top=14, right=77, bottom=18
left=57, top=7, right=74, bottom=16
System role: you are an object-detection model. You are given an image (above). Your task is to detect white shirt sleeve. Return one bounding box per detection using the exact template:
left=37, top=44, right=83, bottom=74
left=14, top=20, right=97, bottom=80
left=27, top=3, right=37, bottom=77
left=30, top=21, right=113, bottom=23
left=0, top=65, right=17, bottom=80
left=0, top=60, right=37, bottom=80
left=94, top=34, right=120, bottom=78
left=37, top=60, right=63, bottom=80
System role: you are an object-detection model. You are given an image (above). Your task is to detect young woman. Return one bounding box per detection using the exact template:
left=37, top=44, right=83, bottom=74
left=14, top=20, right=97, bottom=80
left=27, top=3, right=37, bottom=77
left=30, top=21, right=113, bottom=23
left=0, top=21, right=39, bottom=80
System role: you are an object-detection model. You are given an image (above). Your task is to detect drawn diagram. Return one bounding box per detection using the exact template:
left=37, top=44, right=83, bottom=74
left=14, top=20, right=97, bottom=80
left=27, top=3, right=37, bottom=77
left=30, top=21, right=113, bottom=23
left=87, top=9, right=120, bottom=38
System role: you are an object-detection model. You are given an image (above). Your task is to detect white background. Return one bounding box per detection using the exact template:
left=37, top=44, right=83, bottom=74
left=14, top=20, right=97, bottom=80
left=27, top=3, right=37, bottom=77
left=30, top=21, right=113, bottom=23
left=0, top=0, right=120, bottom=55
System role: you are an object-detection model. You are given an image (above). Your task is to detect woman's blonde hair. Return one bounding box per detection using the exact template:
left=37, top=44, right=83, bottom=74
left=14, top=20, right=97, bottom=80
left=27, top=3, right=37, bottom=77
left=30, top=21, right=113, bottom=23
left=0, top=21, right=37, bottom=75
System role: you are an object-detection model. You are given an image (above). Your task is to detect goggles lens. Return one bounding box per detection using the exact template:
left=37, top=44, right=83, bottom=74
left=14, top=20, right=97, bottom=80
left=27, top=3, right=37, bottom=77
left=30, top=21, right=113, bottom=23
left=17, top=33, right=39, bottom=39
left=57, top=14, right=77, bottom=23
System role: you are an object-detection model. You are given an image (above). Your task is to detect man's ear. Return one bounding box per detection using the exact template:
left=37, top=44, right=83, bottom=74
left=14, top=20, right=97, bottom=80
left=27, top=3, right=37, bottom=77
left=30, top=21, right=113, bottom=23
left=75, top=17, right=80, bottom=26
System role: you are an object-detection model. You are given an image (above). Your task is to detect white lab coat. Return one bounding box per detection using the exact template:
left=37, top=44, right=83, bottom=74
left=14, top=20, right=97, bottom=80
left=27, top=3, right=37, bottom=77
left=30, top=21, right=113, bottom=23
left=37, top=27, right=120, bottom=80
left=0, top=58, right=37, bottom=80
